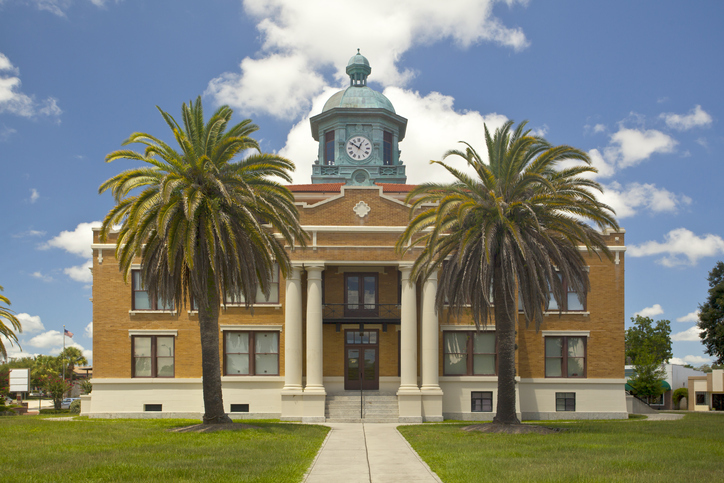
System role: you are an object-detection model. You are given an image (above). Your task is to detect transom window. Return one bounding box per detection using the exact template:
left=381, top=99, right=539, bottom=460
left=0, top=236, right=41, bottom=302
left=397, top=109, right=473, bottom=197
left=132, top=270, right=174, bottom=311
left=443, top=331, right=496, bottom=376
left=545, top=336, right=586, bottom=378
left=224, top=331, right=279, bottom=376
left=225, top=264, right=279, bottom=305
left=132, top=335, right=174, bottom=378
left=346, top=330, right=378, bottom=345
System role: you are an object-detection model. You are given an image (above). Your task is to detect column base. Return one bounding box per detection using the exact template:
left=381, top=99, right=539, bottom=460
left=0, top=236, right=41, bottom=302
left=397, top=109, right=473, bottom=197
left=397, top=388, right=422, bottom=423
left=280, top=389, right=304, bottom=421
left=301, top=391, right=327, bottom=422
left=421, top=386, right=444, bottom=422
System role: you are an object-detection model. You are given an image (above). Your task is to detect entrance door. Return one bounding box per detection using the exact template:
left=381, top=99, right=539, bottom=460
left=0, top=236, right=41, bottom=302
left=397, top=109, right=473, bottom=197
left=713, top=394, right=724, bottom=411
left=344, top=330, right=379, bottom=390
left=345, top=274, right=378, bottom=317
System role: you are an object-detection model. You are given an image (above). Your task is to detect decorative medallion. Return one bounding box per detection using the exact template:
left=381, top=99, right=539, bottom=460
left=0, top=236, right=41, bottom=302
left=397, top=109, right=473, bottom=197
left=353, top=201, right=371, bottom=218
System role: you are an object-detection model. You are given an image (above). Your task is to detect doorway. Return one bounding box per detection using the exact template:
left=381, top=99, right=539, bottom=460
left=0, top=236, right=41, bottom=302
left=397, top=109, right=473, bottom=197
left=344, top=330, right=379, bottom=390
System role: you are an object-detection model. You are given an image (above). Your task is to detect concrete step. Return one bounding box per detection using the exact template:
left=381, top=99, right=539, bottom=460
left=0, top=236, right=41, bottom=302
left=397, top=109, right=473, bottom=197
left=325, top=393, right=399, bottom=422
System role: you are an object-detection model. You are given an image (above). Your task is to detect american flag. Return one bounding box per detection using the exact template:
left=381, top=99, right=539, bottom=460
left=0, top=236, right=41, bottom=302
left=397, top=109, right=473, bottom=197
left=64, top=328, right=74, bottom=338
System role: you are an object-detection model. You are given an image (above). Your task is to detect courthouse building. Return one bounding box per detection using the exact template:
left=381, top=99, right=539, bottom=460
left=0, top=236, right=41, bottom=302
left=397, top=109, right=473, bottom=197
left=85, top=52, right=628, bottom=421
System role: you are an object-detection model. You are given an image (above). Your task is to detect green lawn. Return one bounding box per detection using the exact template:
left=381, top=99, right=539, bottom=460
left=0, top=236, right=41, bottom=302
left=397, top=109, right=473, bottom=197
left=399, top=413, right=724, bottom=482
left=0, top=417, right=328, bottom=482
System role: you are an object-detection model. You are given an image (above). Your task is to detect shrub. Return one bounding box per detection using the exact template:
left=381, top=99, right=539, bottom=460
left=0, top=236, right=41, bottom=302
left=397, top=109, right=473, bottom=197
left=69, top=399, right=81, bottom=414
left=673, top=388, right=688, bottom=406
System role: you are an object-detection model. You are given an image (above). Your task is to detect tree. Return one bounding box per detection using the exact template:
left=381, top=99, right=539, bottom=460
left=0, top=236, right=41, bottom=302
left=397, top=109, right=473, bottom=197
left=99, top=97, right=306, bottom=424
left=625, top=315, right=672, bottom=365
left=0, top=285, right=22, bottom=359
left=43, top=375, right=71, bottom=410
left=698, top=261, right=724, bottom=364
left=397, top=121, right=618, bottom=426
left=58, top=347, right=88, bottom=384
left=627, top=352, right=667, bottom=404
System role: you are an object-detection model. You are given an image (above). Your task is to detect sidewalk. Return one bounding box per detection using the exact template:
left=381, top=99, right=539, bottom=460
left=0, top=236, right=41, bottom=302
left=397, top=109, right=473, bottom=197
left=304, top=423, right=442, bottom=483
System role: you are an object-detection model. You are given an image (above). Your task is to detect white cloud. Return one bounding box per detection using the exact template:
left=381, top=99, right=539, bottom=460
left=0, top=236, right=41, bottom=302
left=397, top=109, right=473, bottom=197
left=29, top=188, right=39, bottom=203
left=628, top=228, right=724, bottom=266
left=604, top=127, right=677, bottom=169
left=279, top=87, right=509, bottom=185
left=593, top=124, right=606, bottom=133
left=587, top=148, right=616, bottom=178
left=661, top=105, right=712, bottom=131
left=208, top=0, right=529, bottom=119
left=672, top=326, right=703, bottom=342
left=40, top=221, right=101, bottom=258
left=15, top=313, right=44, bottom=333
left=669, top=356, right=711, bottom=366
left=84, top=321, right=92, bottom=339
left=676, top=311, right=700, bottom=323
left=30, top=271, right=54, bottom=283
left=0, top=125, right=17, bottom=142
left=635, top=304, right=664, bottom=318
left=28, top=330, right=64, bottom=348
left=21, top=1, right=116, bottom=17
left=64, top=260, right=93, bottom=283
left=12, top=229, right=46, bottom=238
left=598, top=182, right=691, bottom=219
left=0, top=52, right=62, bottom=119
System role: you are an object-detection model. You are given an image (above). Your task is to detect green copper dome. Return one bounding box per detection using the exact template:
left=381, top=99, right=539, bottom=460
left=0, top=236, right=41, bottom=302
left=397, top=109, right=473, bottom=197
left=323, top=50, right=395, bottom=113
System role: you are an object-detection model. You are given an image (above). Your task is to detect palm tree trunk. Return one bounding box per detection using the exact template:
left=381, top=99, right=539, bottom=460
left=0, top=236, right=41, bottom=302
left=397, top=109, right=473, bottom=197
left=493, top=263, right=521, bottom=425
left=197, top=285, right=232, bottom=424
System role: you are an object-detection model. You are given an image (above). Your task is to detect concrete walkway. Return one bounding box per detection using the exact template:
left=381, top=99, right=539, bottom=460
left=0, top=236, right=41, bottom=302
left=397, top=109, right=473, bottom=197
left=304, top=423, right=442, bottom=483
left=643, top=412, right=685, bottom=421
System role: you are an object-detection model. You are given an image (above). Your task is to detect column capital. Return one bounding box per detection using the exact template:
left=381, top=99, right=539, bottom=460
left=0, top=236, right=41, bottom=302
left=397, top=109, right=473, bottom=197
left=286, top=265, right=302, bottom=281
left=305, top=264, right=324, bottom=280
left=423, top=271, right=438, bottom=283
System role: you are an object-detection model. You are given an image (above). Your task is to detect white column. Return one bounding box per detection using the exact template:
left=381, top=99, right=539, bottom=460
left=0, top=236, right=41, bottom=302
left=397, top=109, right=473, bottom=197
left=305, top=265, right=325, bottom=394
left=421, top=272, right=440, bottom=391
left=399, top=264, right=419, bottom=392
left=283, top=266, right=303, bottom=391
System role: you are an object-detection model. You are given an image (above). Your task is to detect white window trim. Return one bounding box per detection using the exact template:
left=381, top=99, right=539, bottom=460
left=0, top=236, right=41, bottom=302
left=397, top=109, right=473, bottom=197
left=440, top=325, right=496, bottom=331
left=541, top=330, right=590, bottom=338
left=128, top=329, right=178, bottom=337
left=220, top=325, right=283, bottom=332
left=543, top=311, right=590, bottom=316
left=223, top=303, right=283, bottom=309
left=129, top=310, right=177, bottom=315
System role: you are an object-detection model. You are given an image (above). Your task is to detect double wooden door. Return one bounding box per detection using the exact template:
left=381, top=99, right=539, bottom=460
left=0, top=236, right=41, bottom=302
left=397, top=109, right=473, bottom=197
left=344, top=330, right=379, bottom=390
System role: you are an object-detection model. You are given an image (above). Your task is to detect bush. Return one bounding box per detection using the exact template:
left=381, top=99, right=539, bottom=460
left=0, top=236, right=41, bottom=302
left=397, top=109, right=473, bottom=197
left=673, top=388, right=688, bottom=406
left=69, top=399, right=81, bottom=414
left=39, top=408, right=70, bottom=415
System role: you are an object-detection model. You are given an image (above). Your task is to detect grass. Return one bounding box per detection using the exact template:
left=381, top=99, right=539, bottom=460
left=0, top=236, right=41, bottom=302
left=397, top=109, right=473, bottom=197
left=0, top=417, right=328, bottom=482
left=399, top=413, right=724, bottom=482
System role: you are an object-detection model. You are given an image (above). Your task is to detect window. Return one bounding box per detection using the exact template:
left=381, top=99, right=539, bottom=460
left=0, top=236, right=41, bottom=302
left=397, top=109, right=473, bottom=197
left=383, top=131, right=392, bottom=165
left=545, top=336, right=586, bottom=378
left=225, top=264, right=279, bottom=305
left=696, top=392, right=708, bottom=405
left=556, top=392, right=576, bottom=411
left=132, top=335, right=175, bottom=377
left=325, top=131, right=335, bottom=165
left=471, top=391, right=493, bottom=412
left=224, top=331, right=279, bottom=375
left=132, top=270, right=174, bottom=311
left=547, top=274, right=586, bottom=311
left=345, top=273, right=378, bottom=316
left=443, top=331, right=496, bottom=376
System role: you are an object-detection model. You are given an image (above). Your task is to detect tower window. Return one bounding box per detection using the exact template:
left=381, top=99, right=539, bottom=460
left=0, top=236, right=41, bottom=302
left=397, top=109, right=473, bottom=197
left=325, top=131, right=335, bottom=165
left=383, top=131, right=392, bottom=165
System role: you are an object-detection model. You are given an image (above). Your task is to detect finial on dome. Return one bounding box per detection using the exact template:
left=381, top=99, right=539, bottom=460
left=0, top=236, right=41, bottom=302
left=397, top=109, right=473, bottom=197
left=346, top=50, right=371, bottom=87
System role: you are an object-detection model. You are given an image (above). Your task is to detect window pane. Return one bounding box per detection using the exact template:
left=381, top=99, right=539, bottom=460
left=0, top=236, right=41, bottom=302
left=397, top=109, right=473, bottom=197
left=157, top=337, right=174, bottom=357
left=134, top=292, right=151, bottom=310
left=473, top=354, right=496, bottom=375
left=259, top=284, right=279, bottom=303
left=545, top=337, right=562, bottom=357
left=134, top=358, right=151, bottom=377
left=568, top=337, right=585, bottom=357
left=255, top=332, right=278, bottom=354
left=346, top=332, right=354, bottom=344
left=445, top=332, right=468, bottom=354
left=363, top=277, right=375, bottom=309
left=156, top=357, right=174, bottom=377
left=567, top=291, right=584, bottom=310
left=548, top=295, right=559, bottom=311
left=226, top=332, right=249, bottom=353
left=347, top=277, right=359, bottom=309
left=157, top=296, right=173, bottom=311
left=546, top=358, right=562, bottom=377
left=473, top=333, right=495, bottom=353
left=226, top=354, right=249, bottom=375
left=255, top=354, right=278, bottom=375
left=133, top=337, right=152, bottom=357
left=568, top=357, right=584, bottom=377
left=369, top=331, right=377, bottom=344
left=444, top=354, right=468, bottom=375
left=132, top=271, right=144, bottom=290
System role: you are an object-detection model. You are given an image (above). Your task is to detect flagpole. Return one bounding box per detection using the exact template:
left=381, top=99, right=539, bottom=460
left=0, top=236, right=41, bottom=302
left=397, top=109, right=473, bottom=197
left=62, top=324, right=66, bottom=382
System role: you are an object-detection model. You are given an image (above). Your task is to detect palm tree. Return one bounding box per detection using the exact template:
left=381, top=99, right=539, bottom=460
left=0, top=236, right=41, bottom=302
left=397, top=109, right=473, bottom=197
left=397, top=121, right=618, bottom=426
left=99, top=97, right=306, bottom=424
left=0, top=285, right=22, bottom=360
left=59, top=346, right=88, bottom=384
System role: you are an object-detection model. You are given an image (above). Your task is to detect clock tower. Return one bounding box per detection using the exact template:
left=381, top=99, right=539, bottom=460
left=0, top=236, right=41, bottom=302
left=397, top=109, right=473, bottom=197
left=310, top=51, right=408, bottom=185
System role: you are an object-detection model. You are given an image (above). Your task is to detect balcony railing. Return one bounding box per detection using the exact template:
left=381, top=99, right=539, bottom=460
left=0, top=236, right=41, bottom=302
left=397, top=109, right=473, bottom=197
left=322, top=303, right=401, bottom=324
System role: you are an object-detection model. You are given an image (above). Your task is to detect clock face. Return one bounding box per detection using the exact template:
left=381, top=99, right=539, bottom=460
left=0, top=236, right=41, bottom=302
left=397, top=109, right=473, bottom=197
left=346, top=136, right=372, bottom=161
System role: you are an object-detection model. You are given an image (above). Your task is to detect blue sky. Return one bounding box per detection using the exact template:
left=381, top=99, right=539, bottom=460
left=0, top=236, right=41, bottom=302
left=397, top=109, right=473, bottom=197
left=1, top=0, right=722, bottom=367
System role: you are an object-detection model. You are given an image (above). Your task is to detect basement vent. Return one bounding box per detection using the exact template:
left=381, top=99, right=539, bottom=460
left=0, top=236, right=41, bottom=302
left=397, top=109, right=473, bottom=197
left=230, top=404, right=249, bottom=413
left=144, top=404, right=163, bottom=412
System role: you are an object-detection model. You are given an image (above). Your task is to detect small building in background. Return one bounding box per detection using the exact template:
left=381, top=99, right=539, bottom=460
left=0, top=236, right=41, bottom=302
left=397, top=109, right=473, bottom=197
left=689, top=369, right=724, bottom=411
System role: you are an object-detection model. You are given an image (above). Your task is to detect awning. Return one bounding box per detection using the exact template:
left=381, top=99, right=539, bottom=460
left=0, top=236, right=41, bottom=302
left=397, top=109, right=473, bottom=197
left=625, top=380, right=671, bottom=392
